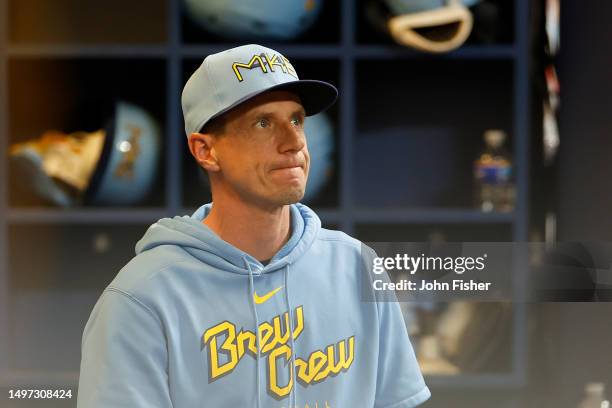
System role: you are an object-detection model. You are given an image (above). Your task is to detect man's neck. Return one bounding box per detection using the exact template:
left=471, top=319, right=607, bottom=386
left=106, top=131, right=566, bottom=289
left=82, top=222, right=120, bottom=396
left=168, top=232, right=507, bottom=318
left=202, top=197, right=292, bottom=262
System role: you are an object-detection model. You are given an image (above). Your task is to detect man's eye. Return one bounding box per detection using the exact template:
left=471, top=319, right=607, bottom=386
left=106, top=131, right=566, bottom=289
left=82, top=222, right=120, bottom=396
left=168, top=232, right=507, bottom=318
left=291, top=117, right=303, bottom=126
left=256, top=119, right=269, bottom=128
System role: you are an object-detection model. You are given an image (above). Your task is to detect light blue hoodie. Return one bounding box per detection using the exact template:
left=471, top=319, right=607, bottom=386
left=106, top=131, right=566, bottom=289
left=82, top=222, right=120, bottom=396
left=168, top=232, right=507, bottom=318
left=78, top=203, right=430, bottom=408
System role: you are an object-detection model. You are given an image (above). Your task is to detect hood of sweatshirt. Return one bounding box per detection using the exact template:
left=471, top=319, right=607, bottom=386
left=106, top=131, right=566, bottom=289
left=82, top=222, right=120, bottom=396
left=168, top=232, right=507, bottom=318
left=135, top=202, right=321, bottom=274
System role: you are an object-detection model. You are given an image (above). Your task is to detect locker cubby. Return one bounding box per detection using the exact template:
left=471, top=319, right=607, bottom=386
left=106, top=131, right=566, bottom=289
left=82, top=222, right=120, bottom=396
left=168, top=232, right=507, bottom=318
left=8, top=58, right=167, bottom=207
left=8, top=289, right=101, bottom=371
left=406, top=301, right=514, bottom=375
left=353, top=59, right=513, bottom=209
left=7, top=222, right=161, bottom=373
left=356, top=0, right=515, bottom=46
left=8, top=0, right=168, bottom=44
left=181, top=1, right=341, bottom=45
left=9, top=223, right=149, bottom=290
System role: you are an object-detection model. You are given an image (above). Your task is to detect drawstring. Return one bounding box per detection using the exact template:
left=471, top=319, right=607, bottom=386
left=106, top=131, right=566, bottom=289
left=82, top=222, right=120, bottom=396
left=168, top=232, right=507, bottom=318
left=245, top=258, right=296, bottom=408
left=284, top=261, right=298, bottom=408
left=244, top=258, right=262, bottom=408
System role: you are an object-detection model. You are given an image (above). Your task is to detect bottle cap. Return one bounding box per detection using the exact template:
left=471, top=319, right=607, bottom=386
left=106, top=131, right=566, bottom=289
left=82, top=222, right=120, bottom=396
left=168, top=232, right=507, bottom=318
left=585, top=382, right=605, bottom=396
left=484, top=129, right=507, bottom=148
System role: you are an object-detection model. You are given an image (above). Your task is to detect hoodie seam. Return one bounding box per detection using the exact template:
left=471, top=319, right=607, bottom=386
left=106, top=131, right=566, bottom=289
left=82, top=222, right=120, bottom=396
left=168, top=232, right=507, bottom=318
left=120, top=257, right=199, bottom=285
left=315, top=237, right=361, bottom=249
left=108, top=259, right=195, bottom=316
left=104, top=287, right=164, bottom=328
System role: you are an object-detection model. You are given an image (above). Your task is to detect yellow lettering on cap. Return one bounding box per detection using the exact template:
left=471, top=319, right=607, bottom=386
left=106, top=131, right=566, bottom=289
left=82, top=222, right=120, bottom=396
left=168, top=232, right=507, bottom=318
left=232, top=54, right=268, bottom=82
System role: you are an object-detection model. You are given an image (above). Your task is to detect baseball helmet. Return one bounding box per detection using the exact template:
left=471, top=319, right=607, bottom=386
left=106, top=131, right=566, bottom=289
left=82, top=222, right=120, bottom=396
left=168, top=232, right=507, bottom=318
left=84, top=102, right=161, bottom=205
left=9, top=102, right=161, bottom=206
left=366, top=0, right=480, bottom=53
left=303, top=111, right=335, bottom=204
left=184, top=0, right=324, bottom=40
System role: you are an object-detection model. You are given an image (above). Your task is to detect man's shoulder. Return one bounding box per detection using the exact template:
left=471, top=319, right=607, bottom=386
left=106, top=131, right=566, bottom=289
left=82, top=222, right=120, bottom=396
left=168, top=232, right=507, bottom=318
left=314, top=227, right=379, bottom=263
left=316, top=227, right=362, bottom=250
left=107, top=245, right=193, bottom=300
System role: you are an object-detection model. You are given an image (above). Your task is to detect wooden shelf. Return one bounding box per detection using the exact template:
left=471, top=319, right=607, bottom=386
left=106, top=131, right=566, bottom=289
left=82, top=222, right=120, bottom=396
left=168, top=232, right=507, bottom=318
left=7, top=44, right=517, bottom=60
left=352, top=208, right=515, bottom=224
left=7, top=44, right=168, bottom=58
left=181, top=44, right=344, bottom=59
left=7, top=208, right=169, bottom=224
left=353, top=44, right=516, bottom=60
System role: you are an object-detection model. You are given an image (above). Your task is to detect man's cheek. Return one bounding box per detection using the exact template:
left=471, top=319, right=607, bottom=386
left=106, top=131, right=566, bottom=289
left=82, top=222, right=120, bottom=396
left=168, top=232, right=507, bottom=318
left=303, top=152, right=311, bottom=175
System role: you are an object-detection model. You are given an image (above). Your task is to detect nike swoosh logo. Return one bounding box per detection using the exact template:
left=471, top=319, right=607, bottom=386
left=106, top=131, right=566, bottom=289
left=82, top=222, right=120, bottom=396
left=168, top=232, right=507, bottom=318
left=253, top=286, right=284, bottom=305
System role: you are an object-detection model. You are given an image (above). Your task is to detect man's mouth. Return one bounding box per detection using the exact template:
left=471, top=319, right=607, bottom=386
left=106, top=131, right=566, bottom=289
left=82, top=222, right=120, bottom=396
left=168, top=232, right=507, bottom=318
left=272, top=162, right=304, bottom=171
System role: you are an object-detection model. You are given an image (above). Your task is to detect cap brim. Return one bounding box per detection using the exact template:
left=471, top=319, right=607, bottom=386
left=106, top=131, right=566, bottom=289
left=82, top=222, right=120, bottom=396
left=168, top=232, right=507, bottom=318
left=269, top=79, right=338, bottom=116
left=200, top=79, right=338, bottom=132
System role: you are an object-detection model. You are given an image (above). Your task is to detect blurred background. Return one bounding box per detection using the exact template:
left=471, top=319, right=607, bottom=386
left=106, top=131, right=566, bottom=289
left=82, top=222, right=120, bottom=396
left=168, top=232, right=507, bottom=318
left=0, top=0, right=611, bottom=407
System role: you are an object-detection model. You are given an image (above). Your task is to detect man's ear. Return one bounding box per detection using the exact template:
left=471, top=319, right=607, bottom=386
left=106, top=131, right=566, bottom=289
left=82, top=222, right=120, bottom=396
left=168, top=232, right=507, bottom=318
left=188, top=133, right=220, bottom=173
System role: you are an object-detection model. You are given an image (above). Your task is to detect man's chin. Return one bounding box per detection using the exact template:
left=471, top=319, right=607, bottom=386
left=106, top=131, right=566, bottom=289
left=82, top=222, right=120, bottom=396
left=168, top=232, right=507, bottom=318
left=278, top=189, right=305, bottom=205
left=265, top=185, right=305, bottom=206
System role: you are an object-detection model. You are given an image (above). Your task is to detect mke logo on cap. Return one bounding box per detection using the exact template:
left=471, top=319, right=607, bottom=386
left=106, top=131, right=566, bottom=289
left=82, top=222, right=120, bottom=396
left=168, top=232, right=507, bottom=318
left=231, top=52, right=298, bottom=82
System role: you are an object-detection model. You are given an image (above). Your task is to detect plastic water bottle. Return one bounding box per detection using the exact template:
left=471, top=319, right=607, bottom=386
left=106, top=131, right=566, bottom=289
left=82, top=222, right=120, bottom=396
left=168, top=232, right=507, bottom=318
left=473, top=129, right=515, bottom=212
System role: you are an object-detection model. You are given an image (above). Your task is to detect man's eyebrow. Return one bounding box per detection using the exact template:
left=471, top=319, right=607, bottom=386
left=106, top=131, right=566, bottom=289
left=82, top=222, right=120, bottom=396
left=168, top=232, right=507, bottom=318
left=249, top=107, right=306, bottom=119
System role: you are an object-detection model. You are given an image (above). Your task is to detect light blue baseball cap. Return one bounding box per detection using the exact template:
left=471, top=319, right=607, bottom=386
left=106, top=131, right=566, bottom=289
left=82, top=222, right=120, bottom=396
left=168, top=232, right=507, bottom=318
left=182, top=44, right=338, bottom=137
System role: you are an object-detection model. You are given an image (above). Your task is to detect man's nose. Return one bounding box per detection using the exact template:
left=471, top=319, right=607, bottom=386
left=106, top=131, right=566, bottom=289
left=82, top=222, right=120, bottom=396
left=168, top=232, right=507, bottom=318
left=278, top=122, right=306, bottom=153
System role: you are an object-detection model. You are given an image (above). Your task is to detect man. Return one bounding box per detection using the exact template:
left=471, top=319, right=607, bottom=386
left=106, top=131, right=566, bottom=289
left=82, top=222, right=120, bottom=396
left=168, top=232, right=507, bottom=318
left=78, top=44, right=430, bottom=408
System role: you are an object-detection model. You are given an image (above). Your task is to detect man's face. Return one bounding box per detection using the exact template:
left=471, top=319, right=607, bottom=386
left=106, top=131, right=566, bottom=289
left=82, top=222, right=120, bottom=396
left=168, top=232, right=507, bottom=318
left=208, top=90, right=310, bottom=209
